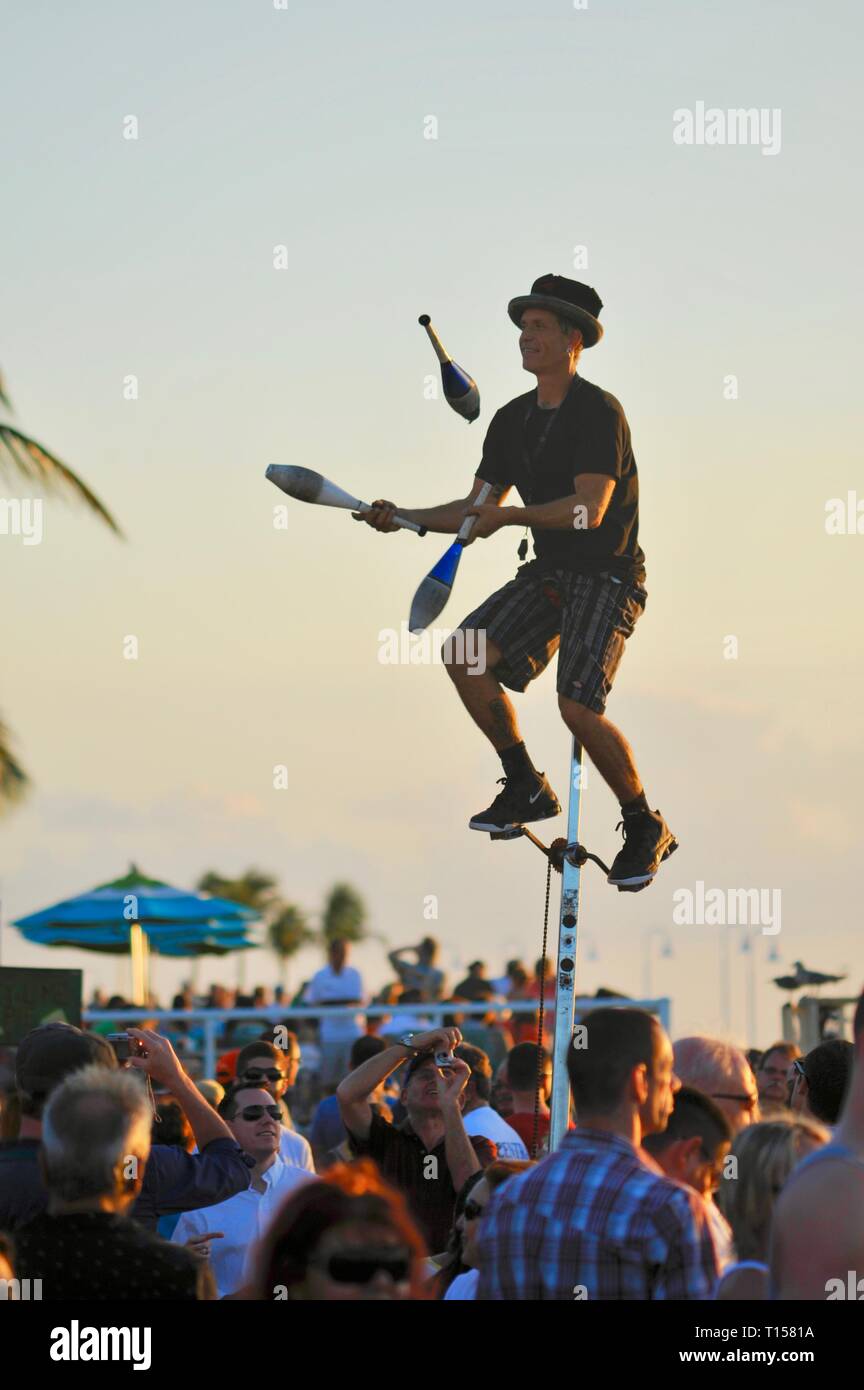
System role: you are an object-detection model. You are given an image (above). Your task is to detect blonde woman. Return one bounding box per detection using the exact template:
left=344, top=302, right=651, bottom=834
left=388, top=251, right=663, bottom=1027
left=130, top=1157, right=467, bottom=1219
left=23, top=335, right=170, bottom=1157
left=715, top=1116, right=828, bottom=1300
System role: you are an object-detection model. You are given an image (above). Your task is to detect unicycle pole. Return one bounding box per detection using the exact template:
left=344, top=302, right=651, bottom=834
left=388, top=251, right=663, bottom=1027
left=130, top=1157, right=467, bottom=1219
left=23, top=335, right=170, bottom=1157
left=549, top=738, right=585, bottom=1150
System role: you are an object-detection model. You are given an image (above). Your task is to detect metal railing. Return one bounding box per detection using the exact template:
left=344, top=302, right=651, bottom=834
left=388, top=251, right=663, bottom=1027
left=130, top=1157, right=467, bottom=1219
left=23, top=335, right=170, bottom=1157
left=86, top=997, right=671, bottom=1078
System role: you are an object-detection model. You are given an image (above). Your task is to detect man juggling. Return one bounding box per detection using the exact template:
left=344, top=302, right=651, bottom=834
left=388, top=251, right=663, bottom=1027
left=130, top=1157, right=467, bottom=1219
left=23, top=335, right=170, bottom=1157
left=358, top=275, right=676, bottom=892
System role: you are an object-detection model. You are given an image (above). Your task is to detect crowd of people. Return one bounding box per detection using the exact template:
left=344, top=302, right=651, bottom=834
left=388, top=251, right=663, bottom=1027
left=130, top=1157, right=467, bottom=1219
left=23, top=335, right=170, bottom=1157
left=0, top=936, right=862, bottom=1302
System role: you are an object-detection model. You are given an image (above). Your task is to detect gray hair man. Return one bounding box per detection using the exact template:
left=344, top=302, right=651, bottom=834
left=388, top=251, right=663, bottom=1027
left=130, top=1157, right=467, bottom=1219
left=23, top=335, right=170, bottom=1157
left=673, top=1036, right=760, bottom=1135
left=12, top=1064, right=212, bottom=1300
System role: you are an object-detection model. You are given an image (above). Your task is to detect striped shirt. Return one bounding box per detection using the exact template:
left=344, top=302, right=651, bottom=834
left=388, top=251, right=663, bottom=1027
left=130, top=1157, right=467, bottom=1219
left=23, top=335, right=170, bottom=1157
left=475, top=1127, right=719, bottom=1300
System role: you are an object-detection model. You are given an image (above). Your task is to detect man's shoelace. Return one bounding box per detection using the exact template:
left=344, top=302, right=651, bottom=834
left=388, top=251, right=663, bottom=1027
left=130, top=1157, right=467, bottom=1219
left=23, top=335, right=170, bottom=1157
left=615, top=813, right=659, bottom=848
left=492, top=774, right=543, bottom=806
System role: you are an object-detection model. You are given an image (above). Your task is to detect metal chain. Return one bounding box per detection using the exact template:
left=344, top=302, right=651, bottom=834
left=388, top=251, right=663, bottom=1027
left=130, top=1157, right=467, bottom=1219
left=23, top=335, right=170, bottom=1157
left=531, top=856, right=552, bottom=1159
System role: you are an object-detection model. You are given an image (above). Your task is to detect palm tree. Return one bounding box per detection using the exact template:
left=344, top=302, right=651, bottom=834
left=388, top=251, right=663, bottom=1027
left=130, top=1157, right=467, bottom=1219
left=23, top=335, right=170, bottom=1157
left=267, top=904, right=315, bottom=991
left=321, top=882, right=368, bottom=945
left=0, top=373, right=122, bottom=536
left=1, top=368, right=122, bottom=810
left=196, top=868, right=314, bottom=992
left=0, top=718, right=27, bottom=807
left=196, top=868, right=281, bottom=913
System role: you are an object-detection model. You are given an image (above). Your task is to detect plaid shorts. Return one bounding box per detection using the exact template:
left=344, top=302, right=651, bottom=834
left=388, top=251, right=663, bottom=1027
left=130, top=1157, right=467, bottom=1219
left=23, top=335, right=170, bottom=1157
left=456, top=562, right=647, bottom=713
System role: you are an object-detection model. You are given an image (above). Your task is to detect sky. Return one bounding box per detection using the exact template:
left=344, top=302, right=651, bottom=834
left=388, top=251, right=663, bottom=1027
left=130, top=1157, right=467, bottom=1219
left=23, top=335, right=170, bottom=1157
left=1, top=0, right=861, bottom=1047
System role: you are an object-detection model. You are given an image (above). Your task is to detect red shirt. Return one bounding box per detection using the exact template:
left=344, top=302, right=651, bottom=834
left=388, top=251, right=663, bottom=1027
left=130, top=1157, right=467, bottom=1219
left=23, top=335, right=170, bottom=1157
left=507, top=1110, right=551, bottom=1154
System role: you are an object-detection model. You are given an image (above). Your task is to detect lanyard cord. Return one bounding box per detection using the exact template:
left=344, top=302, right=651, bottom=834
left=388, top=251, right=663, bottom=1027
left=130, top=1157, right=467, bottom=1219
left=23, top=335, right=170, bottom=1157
left=519, top=387, right=571, bottom=561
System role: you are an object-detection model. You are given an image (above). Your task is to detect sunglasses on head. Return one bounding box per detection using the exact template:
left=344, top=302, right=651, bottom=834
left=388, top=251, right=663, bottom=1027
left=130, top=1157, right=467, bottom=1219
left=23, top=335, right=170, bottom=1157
left=241, top=1067, right=286, bottom=1082
left=310, top=1249, right=412, bottom=1285
left=238, top=1104, right=282, bottom=1122
left=463, top=1199, right=487, bottom=1221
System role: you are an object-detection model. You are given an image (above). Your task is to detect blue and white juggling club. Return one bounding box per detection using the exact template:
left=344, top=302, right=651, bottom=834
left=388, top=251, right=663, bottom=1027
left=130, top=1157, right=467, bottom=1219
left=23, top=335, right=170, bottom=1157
left=418, top=314, right=480, bottom=422
left=408, top=482, right=492, bottom=633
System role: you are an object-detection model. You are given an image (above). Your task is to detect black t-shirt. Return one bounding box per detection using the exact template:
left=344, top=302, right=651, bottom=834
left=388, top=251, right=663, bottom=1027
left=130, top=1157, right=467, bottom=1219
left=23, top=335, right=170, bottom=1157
left=12, top=1210, right=207, bottom=1300
left=346, top=1113, right=495, bottom=1254
left=477, top=373, right=646, bottom=581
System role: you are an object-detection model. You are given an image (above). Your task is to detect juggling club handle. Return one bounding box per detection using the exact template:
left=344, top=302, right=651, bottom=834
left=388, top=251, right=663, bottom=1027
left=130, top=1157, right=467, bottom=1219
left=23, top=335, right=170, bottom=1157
left=418, top=314, right=451, bottom=366
left=356, top=502, right=427, bottom=537
left=455, top=481, right=493, bottom=544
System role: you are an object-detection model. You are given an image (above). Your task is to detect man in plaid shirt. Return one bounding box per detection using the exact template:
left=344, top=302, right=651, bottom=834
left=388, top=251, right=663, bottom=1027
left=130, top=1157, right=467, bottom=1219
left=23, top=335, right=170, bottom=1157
left=475, top=1008, right=720, bottom=1300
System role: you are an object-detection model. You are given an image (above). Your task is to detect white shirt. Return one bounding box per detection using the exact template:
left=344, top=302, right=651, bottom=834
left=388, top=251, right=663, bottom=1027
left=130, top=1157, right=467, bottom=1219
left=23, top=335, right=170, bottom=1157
left=444, top=1268, right=480, bottom=1300
left=304, top=965, right=365, bottom=1042
left=280, top=1126, right=316, bottom=1173
left=462, top=1105, right=530, bottom=1160
left=172, top=1154, right=315, bottom=1297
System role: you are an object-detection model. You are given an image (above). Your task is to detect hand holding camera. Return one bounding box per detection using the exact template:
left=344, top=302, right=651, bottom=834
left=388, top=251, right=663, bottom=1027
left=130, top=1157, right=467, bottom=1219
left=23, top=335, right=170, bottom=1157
left=121, top=1027, right=186, bottom=1091
left=106, top=1032, right=147, bottom=1062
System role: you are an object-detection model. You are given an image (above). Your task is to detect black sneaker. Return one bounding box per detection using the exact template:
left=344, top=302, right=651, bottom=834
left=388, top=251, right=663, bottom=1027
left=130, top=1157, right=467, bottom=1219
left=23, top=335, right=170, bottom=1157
left=469, top=771, right=561, bottom=833
left=607, top=809, right=678, bottom=891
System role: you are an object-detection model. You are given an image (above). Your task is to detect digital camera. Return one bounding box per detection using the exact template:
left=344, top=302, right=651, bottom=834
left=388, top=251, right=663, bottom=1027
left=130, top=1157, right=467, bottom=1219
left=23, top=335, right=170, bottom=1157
left=106, top=1032, right=147, bottom=1061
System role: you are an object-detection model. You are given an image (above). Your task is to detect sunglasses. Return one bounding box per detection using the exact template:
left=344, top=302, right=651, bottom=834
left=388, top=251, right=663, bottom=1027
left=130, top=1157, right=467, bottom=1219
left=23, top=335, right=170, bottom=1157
left=711, top=1093, right=758, bottom=1110
left=463, top=1199, right=488, bottom=1221
left=310, top=1249, right=412, bottom=1285
left=241, top=1068, right=288, bottom=1083
left=237, top=1104, right=282, bottom=1122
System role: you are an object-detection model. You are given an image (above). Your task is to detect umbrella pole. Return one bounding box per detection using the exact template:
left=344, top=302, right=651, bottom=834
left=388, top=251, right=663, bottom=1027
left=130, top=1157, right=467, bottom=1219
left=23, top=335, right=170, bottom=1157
left=130, top=922, right=146, bottom=1006
left=142, top=929, right=151, bottom=1006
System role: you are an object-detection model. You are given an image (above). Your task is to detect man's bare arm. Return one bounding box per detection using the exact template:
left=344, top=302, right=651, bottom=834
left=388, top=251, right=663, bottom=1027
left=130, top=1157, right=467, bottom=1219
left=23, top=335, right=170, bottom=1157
left=336, top=1028, right=461, bottom=1140
left=438, top=1060, right=482, bottom=1191
left=128, top=1027, right=234, bottom=1150
left=467, top=473, right=615, bottom=539
left=770, top=1163, right=864, bottom=1299
left=356, top=477, right=510, bottom=536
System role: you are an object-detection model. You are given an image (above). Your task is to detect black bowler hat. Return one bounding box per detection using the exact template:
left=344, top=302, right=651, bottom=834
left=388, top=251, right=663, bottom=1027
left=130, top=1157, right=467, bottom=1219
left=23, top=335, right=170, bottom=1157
left=508, top=274, right=604, bottom=347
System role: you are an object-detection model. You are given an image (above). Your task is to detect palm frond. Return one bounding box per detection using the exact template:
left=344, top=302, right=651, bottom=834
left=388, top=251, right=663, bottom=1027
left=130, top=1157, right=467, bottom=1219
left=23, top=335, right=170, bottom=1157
left=0, top=424, right=123, bottom=537
left=0, top=718, right=29, bottom=811
left=0, top=370, right=12, bottom=412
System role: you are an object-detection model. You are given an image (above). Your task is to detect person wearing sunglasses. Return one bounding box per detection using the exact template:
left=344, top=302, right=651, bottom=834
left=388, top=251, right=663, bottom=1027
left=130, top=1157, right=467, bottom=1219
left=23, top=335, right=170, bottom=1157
left=250, top=1159, right=427, bottom=1300
left=235, top=1039, right=315, bottom=1175
left=443, top=1160, right=534, bottom=1300
left=787, top=1040, right=854, bottom=1130
left=755, top=1041, right=801, bottom=1114
left=672, top=1036, right=760, bottom=1135
left=171, top=1083, right=316, bottom=1298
